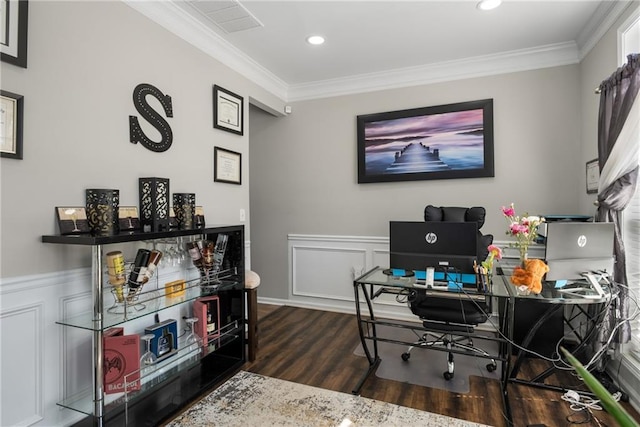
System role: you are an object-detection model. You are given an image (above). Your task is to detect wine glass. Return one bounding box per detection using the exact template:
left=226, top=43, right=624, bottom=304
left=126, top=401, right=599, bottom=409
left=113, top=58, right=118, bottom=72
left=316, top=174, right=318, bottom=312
left=184, top=317, right=203, bottom=356
left=140, top=334, right=157, bottom=377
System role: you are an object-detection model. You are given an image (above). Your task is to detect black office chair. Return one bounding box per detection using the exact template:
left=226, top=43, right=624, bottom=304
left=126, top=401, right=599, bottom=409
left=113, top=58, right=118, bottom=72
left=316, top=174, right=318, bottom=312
left=424, top=205, right=493, bottom=260
left=401, top=205, right=496, bottom=380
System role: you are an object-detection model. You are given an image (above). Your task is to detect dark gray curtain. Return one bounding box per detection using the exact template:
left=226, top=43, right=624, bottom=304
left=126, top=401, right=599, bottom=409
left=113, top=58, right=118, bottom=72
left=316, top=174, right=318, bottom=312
left=596, top=53, right=640, bottom=345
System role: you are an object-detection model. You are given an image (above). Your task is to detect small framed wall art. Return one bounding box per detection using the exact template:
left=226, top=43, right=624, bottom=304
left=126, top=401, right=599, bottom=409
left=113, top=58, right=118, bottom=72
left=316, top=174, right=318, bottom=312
left=213, top=85, right=243, bottom=135
left=586, top=158, right=599, bottom=194
left=1, top=0, right=28, bottom=68
left=1, top=90, right=24, bottom=159
left=118, top=206, right=141, bottom=231
left=56, top=207, right=90, bottom=235
left=214, top=146, right=242, bottom=185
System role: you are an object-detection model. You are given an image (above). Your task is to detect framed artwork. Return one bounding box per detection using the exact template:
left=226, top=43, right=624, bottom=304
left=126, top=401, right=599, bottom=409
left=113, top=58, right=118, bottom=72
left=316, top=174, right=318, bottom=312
left=56, top=207, right=90, bottom=235
left=1, top=90, right=23, bottom=159
left=586, top=158, right=599, bottom=194
left=357, top=99, right=494, bottom=183
left=213, top=85, right=243, bottom=135
left=1, top=0, right=28, bottom=68
left=214, top=146, right=242, bottom=185
left=118, top=206, right=140, bottom=231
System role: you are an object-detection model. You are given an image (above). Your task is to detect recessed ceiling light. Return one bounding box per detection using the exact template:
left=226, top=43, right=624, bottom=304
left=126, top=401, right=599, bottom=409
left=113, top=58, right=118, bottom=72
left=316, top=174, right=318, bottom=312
left=477, top=0, right=502, bottom=11
left=306, top=35, right=325, bottom=45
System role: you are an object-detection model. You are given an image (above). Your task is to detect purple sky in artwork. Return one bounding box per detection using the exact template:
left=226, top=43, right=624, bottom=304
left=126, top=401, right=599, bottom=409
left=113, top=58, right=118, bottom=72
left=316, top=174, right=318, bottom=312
left=365, top=109, right=483, bottom=142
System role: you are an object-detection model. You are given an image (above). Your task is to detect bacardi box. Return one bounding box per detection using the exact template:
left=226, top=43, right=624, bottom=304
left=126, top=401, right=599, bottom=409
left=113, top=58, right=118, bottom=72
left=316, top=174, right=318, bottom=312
left=193, top=296, right=220, bottom=352
left=103, top=327, right=141, bottom=395
left=144, top=319, right=178, bottom=362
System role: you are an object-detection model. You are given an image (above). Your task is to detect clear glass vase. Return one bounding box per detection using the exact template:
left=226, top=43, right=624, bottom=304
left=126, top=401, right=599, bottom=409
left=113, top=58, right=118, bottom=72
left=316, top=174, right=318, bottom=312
left=518, top=245, right=528, bottom=268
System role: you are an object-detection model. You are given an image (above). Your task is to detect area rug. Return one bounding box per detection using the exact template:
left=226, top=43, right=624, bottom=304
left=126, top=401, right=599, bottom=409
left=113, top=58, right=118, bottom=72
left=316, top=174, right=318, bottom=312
left=165, top=370, right=491, bottom=427
left=353, top=324, right=501, bottom=394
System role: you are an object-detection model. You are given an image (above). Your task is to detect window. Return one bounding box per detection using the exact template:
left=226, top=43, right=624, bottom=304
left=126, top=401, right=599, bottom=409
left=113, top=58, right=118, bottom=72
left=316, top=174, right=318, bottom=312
left=620, top=9, right=640, bottom=357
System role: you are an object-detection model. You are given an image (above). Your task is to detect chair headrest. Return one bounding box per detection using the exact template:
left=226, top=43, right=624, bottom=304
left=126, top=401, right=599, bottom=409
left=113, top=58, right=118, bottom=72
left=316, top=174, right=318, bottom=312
left=424, top=205, right=486, bottom=229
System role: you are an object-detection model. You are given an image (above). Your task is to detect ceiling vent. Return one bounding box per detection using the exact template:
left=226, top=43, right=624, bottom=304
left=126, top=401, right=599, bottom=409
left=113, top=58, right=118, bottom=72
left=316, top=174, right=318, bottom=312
left=189, top=0, right=263, bottom=33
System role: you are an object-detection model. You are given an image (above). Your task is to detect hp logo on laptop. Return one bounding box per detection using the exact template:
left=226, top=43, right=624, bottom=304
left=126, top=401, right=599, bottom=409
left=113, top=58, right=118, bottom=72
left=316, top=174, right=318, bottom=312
left=577, top=235, right=587, bottom=247
left=425, top=232, right=438, bottom=244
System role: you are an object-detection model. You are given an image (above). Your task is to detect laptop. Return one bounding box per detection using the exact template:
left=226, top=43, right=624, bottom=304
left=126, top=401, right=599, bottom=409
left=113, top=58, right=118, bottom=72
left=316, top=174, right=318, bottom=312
left=544, top=222, right=615, bottom=282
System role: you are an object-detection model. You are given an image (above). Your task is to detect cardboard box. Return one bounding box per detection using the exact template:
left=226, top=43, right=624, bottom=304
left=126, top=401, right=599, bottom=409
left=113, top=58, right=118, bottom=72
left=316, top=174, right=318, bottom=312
left=193, top=296, right=220, bottom=346
left=144, top=319, right=178, bottom=362
left=103, top=327, right=141, bottom=395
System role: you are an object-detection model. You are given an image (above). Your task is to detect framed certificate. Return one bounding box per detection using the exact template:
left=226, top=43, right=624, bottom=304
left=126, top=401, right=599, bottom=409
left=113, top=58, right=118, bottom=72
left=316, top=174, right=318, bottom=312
left=213, top=85, right=243, bottom=135
left=0, top=0, right=28, bottom=68
left=214, top=146, right=242, bottom=185
left=586, top=158, right=599, bottom=194
left=1, top=90, right=23, bottom=159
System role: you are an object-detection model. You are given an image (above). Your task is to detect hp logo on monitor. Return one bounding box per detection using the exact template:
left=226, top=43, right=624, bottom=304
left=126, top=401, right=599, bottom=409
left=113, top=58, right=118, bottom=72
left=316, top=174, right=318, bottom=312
left=425, top=232, right=438, bottom=244
left=577, top=235, right=587, bottom=247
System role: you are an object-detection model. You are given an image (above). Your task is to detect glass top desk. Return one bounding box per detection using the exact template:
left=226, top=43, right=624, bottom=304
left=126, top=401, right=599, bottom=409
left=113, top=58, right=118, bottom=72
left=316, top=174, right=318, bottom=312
left=352, top=266, right=515, bottom=425
left=495, top=261, right=618, bottom=396
left=353, top=265, right=617, bottom=426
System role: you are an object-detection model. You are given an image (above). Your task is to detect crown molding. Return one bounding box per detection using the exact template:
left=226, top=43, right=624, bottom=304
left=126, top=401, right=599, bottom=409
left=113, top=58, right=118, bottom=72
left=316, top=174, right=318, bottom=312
left=124, top=0, right=627, bottom=103
left=287, top=42, right=579, bottom=102
left=122, top=0, right=288, bottom=101
left=577, top=0, right=635, bottom=60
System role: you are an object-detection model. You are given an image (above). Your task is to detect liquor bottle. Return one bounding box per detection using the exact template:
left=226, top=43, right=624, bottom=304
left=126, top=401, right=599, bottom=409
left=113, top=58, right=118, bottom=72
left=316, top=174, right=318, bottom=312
left=212, top=234, right=228, bottom=274
left=141, top=249, right=163, bottom=284
left=157, top=326, right=174, bottom=357
left=106, top=251, right=126, bottom=286
left=127, top=249, right=151, bottom=294
left=187, top=241, right=205, bottom=274
left=206, top=302, right=216, bottom=334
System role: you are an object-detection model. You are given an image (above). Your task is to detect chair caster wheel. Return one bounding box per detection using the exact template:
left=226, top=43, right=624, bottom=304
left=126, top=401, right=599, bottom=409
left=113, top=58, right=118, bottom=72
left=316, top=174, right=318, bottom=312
left=401, top=353, right=410, bottom=361
left=486, top=363, right=497, bottom=372
left=443, top=371, right=454, bottom=380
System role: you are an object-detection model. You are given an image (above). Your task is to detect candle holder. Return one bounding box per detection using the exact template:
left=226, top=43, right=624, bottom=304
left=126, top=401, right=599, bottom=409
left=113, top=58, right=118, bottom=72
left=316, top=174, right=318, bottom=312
left=173, top=193, right=196, bottom=230
left=139, top=177, right=170, bottom=232
left=86, top=189, right=119, bottom=236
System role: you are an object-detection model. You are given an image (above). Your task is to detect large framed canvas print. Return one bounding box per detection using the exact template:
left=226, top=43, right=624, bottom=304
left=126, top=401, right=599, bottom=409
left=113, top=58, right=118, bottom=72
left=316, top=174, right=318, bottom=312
left=357, top=99, right=494, bottom=183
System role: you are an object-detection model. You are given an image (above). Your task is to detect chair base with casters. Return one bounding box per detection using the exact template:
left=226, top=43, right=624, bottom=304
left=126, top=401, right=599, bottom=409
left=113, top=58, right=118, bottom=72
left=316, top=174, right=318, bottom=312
left=403, top=289, right=497, bottom=380
left=401, top=320, right=497, bottom=380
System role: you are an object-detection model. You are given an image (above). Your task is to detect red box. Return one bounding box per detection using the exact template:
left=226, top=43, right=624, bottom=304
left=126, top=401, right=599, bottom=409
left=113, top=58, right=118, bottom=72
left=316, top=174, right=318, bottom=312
left=103, top=327, right=141, bottom=395
left=193, top=296, right=220, bottom=349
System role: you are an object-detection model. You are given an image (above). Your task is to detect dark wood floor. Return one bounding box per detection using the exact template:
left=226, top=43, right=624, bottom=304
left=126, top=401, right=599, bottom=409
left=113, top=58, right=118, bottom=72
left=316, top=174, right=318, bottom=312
left=244, top=304, right=639, bottom=427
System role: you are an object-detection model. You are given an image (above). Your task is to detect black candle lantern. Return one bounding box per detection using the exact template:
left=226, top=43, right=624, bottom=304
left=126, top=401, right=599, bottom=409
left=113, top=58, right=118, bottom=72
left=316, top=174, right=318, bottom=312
left=139, top=177, right=170, bottom=232
left=173, top=193, right=196, bottom=230
left=86, top=189, right=120, bottom=236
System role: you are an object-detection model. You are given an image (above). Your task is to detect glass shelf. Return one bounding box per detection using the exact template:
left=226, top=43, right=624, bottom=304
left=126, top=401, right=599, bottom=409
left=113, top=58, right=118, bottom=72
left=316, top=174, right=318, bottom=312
left=56, top=278, right=241, bottom=331
left=56, top=321, right=242, bottom=416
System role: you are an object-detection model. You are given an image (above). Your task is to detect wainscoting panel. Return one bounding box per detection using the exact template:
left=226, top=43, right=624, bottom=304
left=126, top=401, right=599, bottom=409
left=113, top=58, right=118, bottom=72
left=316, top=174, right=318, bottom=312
left=291, top=245, right=366, bottom=301
left=60, top=292, right=92, bottom=400
left=0, top=303, right=43, bottom=427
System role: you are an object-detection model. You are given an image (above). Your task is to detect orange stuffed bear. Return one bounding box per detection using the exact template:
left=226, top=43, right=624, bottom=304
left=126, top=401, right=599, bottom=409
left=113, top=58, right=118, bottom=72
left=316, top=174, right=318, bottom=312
left=510, top=259, right=549, bottom=294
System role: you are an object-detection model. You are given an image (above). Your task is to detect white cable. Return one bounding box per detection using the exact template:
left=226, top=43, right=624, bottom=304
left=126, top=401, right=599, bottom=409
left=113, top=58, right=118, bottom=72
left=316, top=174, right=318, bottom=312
left=562, top=389, right=622, bottom=415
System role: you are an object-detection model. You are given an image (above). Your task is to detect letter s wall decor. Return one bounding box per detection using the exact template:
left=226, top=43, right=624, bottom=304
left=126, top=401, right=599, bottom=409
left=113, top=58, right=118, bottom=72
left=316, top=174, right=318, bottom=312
left=129, top=83, right=173, bottom=152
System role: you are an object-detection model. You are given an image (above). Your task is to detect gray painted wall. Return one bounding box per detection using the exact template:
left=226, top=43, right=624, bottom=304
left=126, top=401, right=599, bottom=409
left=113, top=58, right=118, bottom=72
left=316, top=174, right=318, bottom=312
left=250, top=66, right=584, bottom=299
left=0, top=1, right=284, bottom=278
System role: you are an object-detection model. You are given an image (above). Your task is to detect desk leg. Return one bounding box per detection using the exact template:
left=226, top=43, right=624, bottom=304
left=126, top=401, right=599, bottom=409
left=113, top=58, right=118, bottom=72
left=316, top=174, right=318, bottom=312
left=352, top=280, right=380, bottom=395
left=501, top=295, right=515, bottom=427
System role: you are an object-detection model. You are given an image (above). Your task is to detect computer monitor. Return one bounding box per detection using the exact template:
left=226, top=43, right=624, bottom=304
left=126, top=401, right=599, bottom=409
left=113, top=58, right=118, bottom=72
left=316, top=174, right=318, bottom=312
left=389, top=221, right=478, bottom=274
left=544, top=222, right=615, bottom=281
